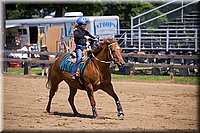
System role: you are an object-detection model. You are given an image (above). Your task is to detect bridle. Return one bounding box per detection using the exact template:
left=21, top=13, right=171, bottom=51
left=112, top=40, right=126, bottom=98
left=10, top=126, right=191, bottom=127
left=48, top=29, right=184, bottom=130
left=90, top=43, right=116, bottom=64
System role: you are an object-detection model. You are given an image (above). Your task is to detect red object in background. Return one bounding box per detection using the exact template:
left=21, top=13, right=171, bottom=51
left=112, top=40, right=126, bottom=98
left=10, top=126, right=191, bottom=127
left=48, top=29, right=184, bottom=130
left=10, top=62, right=21, bottom=68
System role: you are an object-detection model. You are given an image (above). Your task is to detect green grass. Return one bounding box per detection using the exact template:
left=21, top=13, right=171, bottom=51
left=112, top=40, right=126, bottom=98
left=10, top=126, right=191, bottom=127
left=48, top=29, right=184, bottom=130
left=5, top=68, right=42, bottom=76
left=174, top=76, right=199, bottom=84
left=4, top=68, right=199, bottom=85
left=133, top=75, right=170, bottom=81
left=111, top=74, right=199, bottom=84
left=111, top=74, right=170, bottom=81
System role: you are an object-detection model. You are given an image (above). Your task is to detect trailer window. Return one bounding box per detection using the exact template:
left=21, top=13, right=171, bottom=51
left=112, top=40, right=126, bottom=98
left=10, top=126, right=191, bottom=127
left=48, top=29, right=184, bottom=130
left=29, top=27, right=38, bottom=44
left=18, top=29, right=27, bottom=35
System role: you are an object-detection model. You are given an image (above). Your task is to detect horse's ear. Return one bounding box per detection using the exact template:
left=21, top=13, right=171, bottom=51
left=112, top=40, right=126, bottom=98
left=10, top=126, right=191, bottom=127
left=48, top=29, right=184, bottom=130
left=112, top=38, right=117, bottom=42
left=103, top=38, right=111, bottom=44
left=103, top=37, right=107, bottom=42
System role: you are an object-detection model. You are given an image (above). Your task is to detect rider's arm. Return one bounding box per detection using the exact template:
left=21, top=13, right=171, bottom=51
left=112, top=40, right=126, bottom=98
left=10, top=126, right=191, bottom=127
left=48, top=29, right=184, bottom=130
left=85, top=30, right=96, bottom=39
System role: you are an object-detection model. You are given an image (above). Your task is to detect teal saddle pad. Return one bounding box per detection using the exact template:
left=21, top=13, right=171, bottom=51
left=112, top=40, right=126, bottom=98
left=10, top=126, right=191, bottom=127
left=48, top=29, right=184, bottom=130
left=60, top=53, right=90, bottom=77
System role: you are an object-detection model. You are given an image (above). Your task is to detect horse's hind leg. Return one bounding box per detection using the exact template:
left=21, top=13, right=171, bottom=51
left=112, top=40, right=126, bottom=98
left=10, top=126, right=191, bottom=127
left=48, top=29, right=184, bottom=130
left=46, top=79, right=62, bottom=113
left=68, top=86, right=80, bottom=116
left=103, top=83, right=124, bottom=119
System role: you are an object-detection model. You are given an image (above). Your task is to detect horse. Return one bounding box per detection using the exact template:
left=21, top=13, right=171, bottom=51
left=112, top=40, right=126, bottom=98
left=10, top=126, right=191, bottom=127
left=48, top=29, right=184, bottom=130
left=46, top=38, right=125, bottom=119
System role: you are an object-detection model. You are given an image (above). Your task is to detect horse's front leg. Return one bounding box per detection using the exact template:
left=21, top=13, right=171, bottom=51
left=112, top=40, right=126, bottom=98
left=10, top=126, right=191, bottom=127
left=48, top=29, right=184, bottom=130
left=86, top=83, right=98, bottom=118
left=116, top=100, right=124, bottom=119
left=103, top=83, right=124, bottom=119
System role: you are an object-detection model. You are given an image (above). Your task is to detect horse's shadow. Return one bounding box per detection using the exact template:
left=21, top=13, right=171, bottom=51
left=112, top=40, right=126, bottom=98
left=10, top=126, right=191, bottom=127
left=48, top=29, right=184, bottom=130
left=51, top=111, right=93, bottom=119
left=50, top=111, right=112, bottom=119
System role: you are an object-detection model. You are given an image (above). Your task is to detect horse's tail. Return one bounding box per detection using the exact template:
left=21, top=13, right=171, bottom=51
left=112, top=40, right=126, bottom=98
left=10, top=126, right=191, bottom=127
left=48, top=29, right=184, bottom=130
left=46, top=64, right=53, bottom=89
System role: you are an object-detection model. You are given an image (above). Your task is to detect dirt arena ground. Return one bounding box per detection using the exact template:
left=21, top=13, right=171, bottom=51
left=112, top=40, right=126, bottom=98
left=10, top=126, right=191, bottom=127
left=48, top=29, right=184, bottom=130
left=2, top=74, right=199, bottom=132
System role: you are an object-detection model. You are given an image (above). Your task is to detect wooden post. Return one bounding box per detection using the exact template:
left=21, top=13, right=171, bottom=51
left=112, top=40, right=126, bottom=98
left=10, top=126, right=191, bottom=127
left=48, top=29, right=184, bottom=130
left=28, top=60, right=32, bottom=76
left=130, top=66, right=134, bottom=75
left=3, top=60, right=8, bottom=72
left=130, top=65, right=135, bottom=80
left=170, top=68, right=174, bottom=81
left=24, top=61, right=28, bottom=75
left=169, top=57, right=175, bottom=82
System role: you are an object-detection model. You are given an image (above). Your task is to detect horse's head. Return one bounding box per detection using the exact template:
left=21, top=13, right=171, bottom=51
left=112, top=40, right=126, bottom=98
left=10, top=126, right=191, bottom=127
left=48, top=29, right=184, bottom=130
left=104, top=38, right=125, bottom=68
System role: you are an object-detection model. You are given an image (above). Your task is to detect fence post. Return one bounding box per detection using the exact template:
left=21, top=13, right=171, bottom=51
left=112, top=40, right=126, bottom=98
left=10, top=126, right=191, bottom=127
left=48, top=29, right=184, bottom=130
left=181, top=0, right=184, bottom=22
left=170, top=68, right=174, bottom=81
left=24, top=61, right=29, bottom=75
left=138, top=27, right=141, bottom=52
left=195, top=29, right=198, bottom=52
left=124, top=32, right=127, bottom=48
left=131, top=17, right=133, bottom=46
left=130, top=65, right=135, bottom=79
left=166, top=29, right=169, bottom=52
left=169, top=57, right=174, bottom=81
left=28, top=60, right=32, bottom=76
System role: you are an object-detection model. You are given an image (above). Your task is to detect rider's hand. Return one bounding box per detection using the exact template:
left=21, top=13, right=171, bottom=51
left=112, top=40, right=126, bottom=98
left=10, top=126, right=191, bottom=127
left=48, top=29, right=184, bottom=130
left=93, top=38, right=98, bottom=41
left=84, top=35, right=90, bottom=40
left=86, top=41, right=90, bottom=48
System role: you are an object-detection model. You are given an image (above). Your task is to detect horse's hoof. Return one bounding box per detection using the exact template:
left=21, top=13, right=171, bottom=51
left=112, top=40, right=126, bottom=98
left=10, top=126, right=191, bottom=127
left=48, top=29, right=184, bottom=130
left=118, top=112, right=124, bottom=120
left=118, top=114, right=124, bottom=120
left=46, top=107, right=50, bottom=113
left=93, top=114, right=98, bottom=119
left=93, top=116, right=98, bottom=119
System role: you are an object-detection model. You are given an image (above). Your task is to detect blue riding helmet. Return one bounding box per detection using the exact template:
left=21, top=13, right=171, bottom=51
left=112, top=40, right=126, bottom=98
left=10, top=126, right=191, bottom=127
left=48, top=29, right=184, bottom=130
left=76, top=17, right=89, bottom=25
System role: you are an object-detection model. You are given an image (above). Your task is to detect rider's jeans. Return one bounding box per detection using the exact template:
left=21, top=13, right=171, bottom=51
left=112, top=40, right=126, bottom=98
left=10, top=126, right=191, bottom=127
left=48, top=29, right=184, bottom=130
left=72, top=44, right=86, bottom=75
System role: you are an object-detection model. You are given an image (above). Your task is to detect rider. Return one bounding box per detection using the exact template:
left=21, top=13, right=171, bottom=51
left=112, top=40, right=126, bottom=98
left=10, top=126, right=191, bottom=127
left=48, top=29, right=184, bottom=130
left=69, top=17, right=97, bottom=80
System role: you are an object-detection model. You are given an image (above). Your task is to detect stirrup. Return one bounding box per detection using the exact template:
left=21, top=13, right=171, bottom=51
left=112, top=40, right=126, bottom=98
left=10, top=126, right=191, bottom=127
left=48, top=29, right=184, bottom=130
left=75, top=72, right=79, bottom=77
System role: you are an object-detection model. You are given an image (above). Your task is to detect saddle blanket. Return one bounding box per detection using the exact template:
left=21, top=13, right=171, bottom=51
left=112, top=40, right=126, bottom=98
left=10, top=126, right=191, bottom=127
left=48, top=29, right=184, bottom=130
left=60, top=53, right=90, bottom=77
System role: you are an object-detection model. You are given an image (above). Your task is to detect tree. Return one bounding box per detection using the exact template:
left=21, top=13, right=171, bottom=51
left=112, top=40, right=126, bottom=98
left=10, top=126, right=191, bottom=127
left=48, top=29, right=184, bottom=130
left=6, top=4, right=61, bottom=19
left=102, top=2, right=167, bottom=29
left=5, top=2, right=167, bottom=29
left=64, top=3, right=107, bottom=16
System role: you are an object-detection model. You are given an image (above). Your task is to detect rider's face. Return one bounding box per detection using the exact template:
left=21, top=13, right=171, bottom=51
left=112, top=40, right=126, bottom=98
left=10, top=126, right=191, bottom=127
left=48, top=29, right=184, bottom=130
left=81, top=24, right=87, bottom=30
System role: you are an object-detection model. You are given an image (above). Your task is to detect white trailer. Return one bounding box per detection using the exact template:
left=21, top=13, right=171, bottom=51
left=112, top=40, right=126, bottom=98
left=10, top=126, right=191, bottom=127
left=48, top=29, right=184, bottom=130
left=5, top=16, right=120, bottom=49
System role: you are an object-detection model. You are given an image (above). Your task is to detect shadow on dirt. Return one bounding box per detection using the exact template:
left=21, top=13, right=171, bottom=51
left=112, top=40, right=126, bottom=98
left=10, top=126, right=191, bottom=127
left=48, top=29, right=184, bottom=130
left=51, top=111, right=112, bottom=120
left=52, top=111, right=93, bottom=119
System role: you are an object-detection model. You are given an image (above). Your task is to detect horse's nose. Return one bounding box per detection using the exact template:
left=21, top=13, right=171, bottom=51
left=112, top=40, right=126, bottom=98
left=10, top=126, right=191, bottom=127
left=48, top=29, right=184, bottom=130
left=121, top=62, right=125, bottom=67
left=117, top=61, right=125, bottom=68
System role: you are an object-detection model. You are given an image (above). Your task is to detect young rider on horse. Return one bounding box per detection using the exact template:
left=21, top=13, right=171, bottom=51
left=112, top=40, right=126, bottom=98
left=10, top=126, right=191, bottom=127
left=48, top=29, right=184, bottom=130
left=69, top=17, right=97, bottom=80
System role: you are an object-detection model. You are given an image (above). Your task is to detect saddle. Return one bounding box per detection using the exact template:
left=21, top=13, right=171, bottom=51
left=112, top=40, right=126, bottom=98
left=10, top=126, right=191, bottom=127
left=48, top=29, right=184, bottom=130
left=67, top=49, right=90, bottom=64
left=60, top=40, right=100, bottom=79
left=60, top=51, right=91, bottom=79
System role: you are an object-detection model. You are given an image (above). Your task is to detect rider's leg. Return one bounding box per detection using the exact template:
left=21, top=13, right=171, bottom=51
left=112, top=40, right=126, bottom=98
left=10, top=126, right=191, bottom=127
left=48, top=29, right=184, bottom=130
left=71, top=48, right=82, bottom=77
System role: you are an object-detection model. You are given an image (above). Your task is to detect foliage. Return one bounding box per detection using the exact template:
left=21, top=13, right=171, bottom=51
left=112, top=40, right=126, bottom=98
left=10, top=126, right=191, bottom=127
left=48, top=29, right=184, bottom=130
left=6, top=4, right=56, bottom=19
left=5, top=2, right=168, bottom=29
left=102, top=2, right=168, bottom=29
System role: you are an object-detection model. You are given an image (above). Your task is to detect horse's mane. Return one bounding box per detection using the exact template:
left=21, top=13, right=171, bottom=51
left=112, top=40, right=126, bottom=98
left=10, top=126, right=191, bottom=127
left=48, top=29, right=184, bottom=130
left=103, top=38, right=117, bottom=45
left=92, top=38, right=117, bottom=55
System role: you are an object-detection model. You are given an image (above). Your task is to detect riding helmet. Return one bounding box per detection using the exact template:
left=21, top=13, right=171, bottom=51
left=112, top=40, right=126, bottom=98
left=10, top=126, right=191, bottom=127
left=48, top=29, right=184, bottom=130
left=76, top=17, right=89, bottom=25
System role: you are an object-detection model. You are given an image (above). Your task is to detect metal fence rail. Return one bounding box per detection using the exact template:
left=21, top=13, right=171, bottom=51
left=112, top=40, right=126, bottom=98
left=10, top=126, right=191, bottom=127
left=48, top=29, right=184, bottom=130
left=131, top=0, right=199, bottom=29
left=118, top=0, right=200, bottom=53
left=116, top=28, right=199, bottom=52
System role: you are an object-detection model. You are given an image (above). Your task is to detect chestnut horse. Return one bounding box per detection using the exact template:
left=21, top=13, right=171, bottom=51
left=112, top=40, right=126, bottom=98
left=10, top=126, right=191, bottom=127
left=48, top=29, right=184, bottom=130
left=46, top=38, right=125, bottom=119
